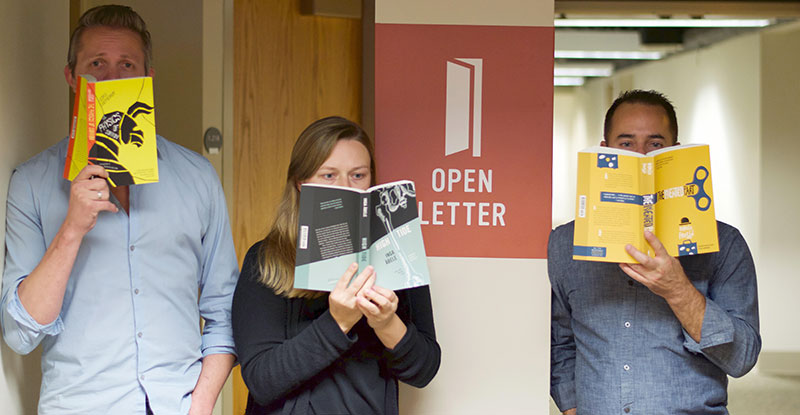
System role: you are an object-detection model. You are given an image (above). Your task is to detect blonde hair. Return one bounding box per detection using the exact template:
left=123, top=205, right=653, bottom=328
left=258, top=116, right=376, bottom=298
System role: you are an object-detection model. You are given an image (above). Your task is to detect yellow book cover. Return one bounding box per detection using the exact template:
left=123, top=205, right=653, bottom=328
left=573, top=144, right=719, bottom=263
left=64, top=75, right=158, bottom=186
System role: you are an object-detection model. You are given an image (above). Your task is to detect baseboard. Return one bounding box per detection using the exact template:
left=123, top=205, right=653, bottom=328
left=758, top=351, right=800, bottom=376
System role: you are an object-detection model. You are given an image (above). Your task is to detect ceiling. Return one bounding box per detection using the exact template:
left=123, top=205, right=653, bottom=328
left=553, top=1, right=800, bottom=85
left=300, top=0, right=800, bottom=85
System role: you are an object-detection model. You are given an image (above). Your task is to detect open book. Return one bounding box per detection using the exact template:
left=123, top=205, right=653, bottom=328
left=294, top=180, right=431, bottom=291
left=64, top=75, right=158, bottom=186
left=573, top=144, right=719, bottom=263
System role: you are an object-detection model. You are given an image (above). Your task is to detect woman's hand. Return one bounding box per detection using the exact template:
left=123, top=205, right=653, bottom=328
left=357, top=274, right=407, bottom=349
left=329, top=263, right=374, bottom=334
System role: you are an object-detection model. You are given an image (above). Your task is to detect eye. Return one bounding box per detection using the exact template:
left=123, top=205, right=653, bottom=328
left=322, top=173, right=335, bottom=180
left=123, top=62, right=134, bottom=69
left=91, top=60, right=102, bottom=67
left=352, top=173, right=366, bottom=180
left=650, top=141, right=665, bottom=149
left=619, top=141, right=632, bottom=147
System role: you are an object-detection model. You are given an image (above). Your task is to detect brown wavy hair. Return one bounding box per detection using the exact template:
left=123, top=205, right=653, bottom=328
left=258, top=116, right=376, bottom=298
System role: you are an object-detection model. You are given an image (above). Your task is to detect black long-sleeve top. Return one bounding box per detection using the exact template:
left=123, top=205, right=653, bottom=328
left=232, top=242, right=441, bottom=415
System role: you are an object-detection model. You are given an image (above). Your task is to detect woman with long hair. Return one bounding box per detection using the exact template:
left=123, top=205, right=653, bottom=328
left=232, top=116, right=440, bottom=414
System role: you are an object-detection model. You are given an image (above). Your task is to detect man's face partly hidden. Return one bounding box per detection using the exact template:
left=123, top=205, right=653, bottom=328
left=64, top=26, right=154, bottom=92
left=602, top=102, right=678, bottom=155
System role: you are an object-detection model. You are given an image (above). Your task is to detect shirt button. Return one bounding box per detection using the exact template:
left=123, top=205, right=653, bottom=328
left=624, top=321, right=631, bottom=328
left=624, top=364, right=630, bottom=371
left=140, top=374, right=145, bottom=381
left=130, top=245, right=135, bottom=252
left=137, top=332, right=143, bottom=338
left=624, top=408, right=631, bottom=413
left=628, top=280, right=634, bottom=286
left=134, top=289, right=140, bottom=295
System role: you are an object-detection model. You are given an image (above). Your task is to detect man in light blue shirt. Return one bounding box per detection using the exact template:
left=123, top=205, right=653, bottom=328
left=549, top=90, right=760, bottom=414
left=1, top=5, right=237, bottom=414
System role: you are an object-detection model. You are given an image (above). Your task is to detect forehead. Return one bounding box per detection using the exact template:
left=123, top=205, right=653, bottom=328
left=321, top=139, right=371, bottom=166
left=77, top=26, right=145, bottom=60
left=610, top=102, right=674, bottom=136
left=611, top=102, right=668, bottom=123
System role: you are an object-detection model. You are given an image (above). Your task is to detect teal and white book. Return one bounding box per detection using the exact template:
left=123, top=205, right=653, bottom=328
left=294, top=180, right=431, bottom=291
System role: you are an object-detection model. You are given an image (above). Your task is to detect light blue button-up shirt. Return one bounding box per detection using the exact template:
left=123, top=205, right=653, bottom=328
left=1, top=136, right=238, bottom=415
left=549, top=221, right=760, bottom=415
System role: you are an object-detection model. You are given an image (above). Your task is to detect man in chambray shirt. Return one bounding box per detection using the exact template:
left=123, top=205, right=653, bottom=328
left=549, top=90, right=760, bottom=415
left=1, top=5, right=237, bottom=415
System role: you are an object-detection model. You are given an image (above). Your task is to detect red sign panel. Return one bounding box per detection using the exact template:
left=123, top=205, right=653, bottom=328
left=375, top=23, right=553, bottom=258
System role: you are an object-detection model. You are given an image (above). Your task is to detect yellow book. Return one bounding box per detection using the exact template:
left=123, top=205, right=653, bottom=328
left=64, top=75, right=158, bottom=186
left=573, top=144, right=719, bottom=263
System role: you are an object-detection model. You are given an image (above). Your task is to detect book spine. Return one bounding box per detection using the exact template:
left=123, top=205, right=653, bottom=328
left=640, top=156, right=656, bottom=256
left=64, top=79, right=83, bottom=179
left=358, top=193, right=371, bottom=269
left=87, top=83, right=97, bottom=149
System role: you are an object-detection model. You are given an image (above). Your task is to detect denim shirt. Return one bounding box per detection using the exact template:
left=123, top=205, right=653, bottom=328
left=1, top=136, right=238, bottom=415
left=549, top=221, right=760, bottom=415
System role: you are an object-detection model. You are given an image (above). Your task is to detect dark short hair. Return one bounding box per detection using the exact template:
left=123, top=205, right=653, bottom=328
left=603, top=90, right=678, bottom=143
left=67, top=5, right=152, bottom=75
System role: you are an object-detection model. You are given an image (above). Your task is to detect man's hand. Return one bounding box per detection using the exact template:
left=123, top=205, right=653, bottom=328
left=64, top=165, right=118, bottom=238
left=563, top=408, right=577, bottom=415
left=188, top=353, right=235, bottom=415
left=620, top=230, right=706, bottom=341
left=329, top=264, right=374, bottom=334
left=620, top=230, right=692, bottom=301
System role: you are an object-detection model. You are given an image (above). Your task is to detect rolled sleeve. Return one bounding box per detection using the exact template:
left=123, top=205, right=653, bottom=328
left=2, top=167, right=55, bottom=354
left=683, top=223, right=761, bottom=378
left=2, top=278, right=64, bottom=354
left=683, top=299, right=734, bottom=354
left=197, top=166, right=239, bottom=358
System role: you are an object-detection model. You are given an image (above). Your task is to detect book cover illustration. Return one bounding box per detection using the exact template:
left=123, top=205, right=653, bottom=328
left=573, top=144, right=719, bottom=263
left=294, top=180, right=431, bottom=291
left=64, top=75, right=158, bottom=186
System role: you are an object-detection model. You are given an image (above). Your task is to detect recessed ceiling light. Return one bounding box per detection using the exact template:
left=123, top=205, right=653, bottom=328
left=555, top=50, right=663, bottom=60
left=554, top=77, right=585, bottom=87
left=554, top=63, right=614, bottom=77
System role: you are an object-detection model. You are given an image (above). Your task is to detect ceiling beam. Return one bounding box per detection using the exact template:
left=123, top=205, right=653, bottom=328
left=555, top=1, right=800, bottom=17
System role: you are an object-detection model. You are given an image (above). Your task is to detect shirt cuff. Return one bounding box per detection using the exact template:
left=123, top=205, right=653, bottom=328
left=6, top=278, right=64, bottom=336
left=202, top=344, right=237, bottom=357
left=386, top=320, right=417, bottom=357
left=683, top=298, right=734, bottom=354
left=551, top=379, right=577, bottom=412
left=317, top=309, right=359, bottom=346
left=201, top=332, right=236, bottom=357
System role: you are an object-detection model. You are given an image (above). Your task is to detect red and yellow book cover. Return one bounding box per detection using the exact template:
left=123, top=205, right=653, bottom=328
left=64, top=75, right=158, bottom=186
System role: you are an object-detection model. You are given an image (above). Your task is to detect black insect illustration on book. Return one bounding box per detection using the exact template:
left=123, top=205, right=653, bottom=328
left=89, top=101, right=154, bottom=186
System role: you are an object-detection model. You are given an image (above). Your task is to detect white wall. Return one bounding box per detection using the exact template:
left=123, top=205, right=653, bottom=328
left=758, top=21, right=800, bottom=354
left=553, top=22, right=800, bottom=367
left=0, top=1, right=69, bottom=414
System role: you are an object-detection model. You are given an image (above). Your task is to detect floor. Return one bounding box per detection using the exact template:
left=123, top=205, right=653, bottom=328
left=547, top=370, right=800, bottom=414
